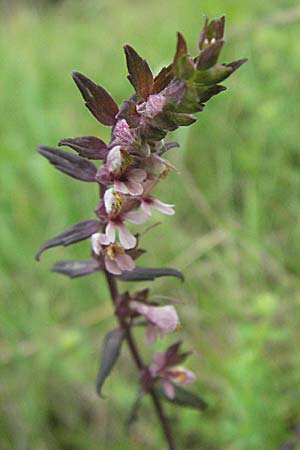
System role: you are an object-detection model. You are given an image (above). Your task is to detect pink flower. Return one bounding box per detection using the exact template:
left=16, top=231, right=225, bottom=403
left=111, top=119, right=136, bottom=146
left=104, top=189, right=148, bottom=249
left=145, top=94, right=166, bottom=118
left=106, top=146, right=132, bottom=177
left=149, top=351, right=196, bottom=399
left=106, top=146, right=147, bottom=195
left=91, top=232, right=135, bottom=275
left=130, top=302, right=179, bottom=344
left=140, top=196, right=175, bottom=216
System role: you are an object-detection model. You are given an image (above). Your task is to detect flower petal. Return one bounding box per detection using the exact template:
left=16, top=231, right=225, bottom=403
left=106, top=146, right=122, bottom=173
left=126, top=181, right=144, bottom=196
left=105, top=222, right=116, bottom=242
left=151, top=198, right=175, bottom=215
left=104, top=188, right=115, bottom=213
left=140, top=201, right=152, bottom=216
left=104, top=256, right=122, bottom=275
left=115, top=253, right=135, bottom=272
left=117, top=224, right=136, bottom=249
left=162, top=380, right=175, bottom=399
left=145, top=323, right=159, bottom=345
left=146, top=305, right=179, bottom=333
left=123, top=208, right=149, bottom=225
left=168, top=366, right=196, bottom=386
left=114, top=180, right=129, bottom=194
left=91, top=233, right=102, bottom=255
left=128, top=168, right=147, bottom=183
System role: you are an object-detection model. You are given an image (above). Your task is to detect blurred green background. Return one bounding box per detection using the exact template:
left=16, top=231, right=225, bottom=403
left=1, top=0, right=300, bottom=449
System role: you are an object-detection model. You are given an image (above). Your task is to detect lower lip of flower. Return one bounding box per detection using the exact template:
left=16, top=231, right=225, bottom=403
left=106, top=243, right=124, bottom=260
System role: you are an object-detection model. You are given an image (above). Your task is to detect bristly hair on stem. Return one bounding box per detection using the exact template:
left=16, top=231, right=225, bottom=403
left=35, top=15, right=246, bottom=449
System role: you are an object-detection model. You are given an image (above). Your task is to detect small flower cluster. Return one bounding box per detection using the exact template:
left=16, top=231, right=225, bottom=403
left=36, top=16, right=246, bottom=432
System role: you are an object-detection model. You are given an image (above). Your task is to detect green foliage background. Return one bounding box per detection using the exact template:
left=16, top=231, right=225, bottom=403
left=1, top=0, right=300, bottom=448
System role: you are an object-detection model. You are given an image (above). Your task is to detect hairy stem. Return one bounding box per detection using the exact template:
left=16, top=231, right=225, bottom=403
left=104, top=270, right=176, bottom=450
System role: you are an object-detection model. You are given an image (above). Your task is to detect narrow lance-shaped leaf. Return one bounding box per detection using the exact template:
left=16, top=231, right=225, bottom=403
left=96, top=328, right=124, bottom=397
left=173, top=32, right=194, bottom=80
left=159, top=385, right=208, bottom=411
left=125, top=391, right=144, bottom=432
left=152, top=64, right=173, bottom=94
left=58, top=136, right=108, bottom=160
left=124, top=45, right=154, bottom=100
left=117, top=266, right=184, bottom=282
left=72, top=71, right=118, bottom=126
left=51, top=258, right=100, bottom=278
left=35, top=219, right=101, bottom=260
left=37, top=146, right=97, bottom=181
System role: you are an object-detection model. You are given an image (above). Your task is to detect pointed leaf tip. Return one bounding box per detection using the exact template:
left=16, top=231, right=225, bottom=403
left=117, top=266, right=184, bottom=282
left=37, top=146, right=97, bottom=182
left=72, top=71, right=118, bottom=126
left=96, top=328, right=124, bottom=397
left=123, top=44, right=154, bottom=100
left=35, top=219, right=101, bottom=260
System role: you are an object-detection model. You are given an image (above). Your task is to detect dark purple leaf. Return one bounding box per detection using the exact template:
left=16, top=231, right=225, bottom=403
left=173, top=32, right=188, bottom=63
left=196, top=40, right=224, bottom=70
left=96, top=328, right=124, bottom=397
left=72, top=71, right=118, bottom=126
left=37, top=146, right=97, bottom=181
left=225, top=58, right=248, bottom=73
left=141, top=124, right=167, bottom=141
left=124, top=45, right=154, bottom=100
left=199, top=85, right=226, bottom=103
left=152, top=64, right=174, bottom=94
left=117, top=99, right=140, bottom=128
left=198, top=16, right=225, bottom=50
left=58, top=136, right=108, bottom=160
left=35, top=219, right=101, bottom=260
left=158, top=141, right=180, bottom=156
left=161, top=78, right=187, bottom=108
left=51, top=258, right=100, bottom=278
left=117, top=266, right=184, bottom=282
left=127, top=248, right=146, bottom=260
left=159, top=385, right=208, bottom=411
left=164, top=141, right=180, bottom=150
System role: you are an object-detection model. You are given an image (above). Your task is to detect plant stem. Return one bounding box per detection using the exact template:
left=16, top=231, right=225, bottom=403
left=104, top=270, right=176, bottom=450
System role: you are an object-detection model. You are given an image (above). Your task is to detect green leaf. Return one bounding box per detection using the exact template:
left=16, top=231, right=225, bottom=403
left=173, top=32, right=194, bottom=80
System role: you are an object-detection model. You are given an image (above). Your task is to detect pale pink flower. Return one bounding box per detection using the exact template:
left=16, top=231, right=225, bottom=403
left=149, top=351, right=196, bottom=399
left=104, top=189, right=148, bottom=249
left=145, top=94, right=166, bottom=118
left=140, top=196, right=175, bottom=216
left=106, top=146, right=132, bottom=177
left=111, top=119, right=136, bottom=146
left=130, top=302, right=179, bottom=344
left=106, top=146, right=147, bottom=195
left=114, top=168, right=147, bottom=195
left=91, top=232, right=134, bottom=275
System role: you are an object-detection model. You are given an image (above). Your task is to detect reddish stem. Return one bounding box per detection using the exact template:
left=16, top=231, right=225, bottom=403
left=104, top=270, right=176, bottom=450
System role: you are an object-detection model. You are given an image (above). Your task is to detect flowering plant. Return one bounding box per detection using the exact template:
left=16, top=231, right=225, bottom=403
left=36, top=16, right=246, bottom=449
